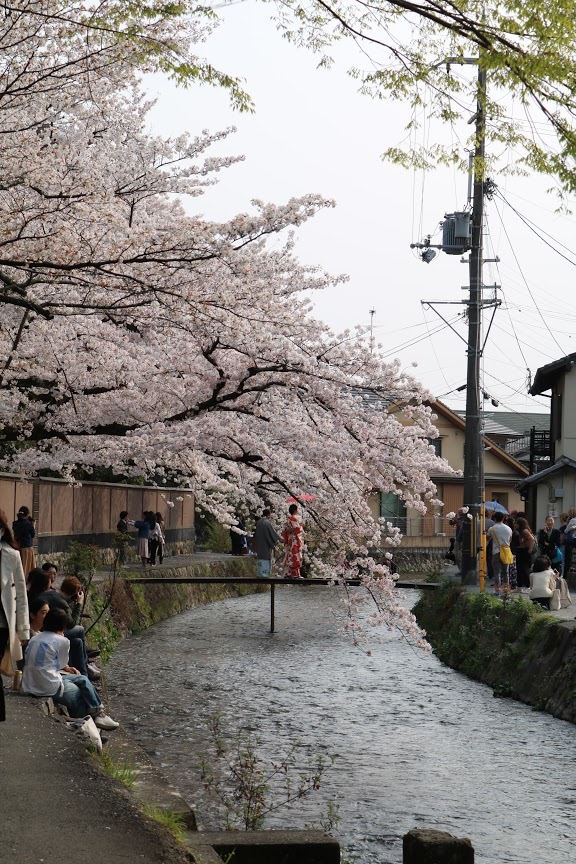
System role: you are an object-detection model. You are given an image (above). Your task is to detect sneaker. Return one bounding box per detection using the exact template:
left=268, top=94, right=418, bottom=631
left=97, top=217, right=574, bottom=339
left=87, top=649, right=101, bottom=659
left=93, top=709, right=119, bottom=730
left=87, top=663, right=101, bottom=681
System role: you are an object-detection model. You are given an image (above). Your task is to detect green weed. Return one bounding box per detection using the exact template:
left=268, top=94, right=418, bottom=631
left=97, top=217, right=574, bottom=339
left=142, top=805, right=187, bottom=841
left=99, top=749, right=137, bottom=788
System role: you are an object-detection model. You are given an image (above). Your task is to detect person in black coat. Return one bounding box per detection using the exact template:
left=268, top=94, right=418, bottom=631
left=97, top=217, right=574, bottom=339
left=537, top=516, right=562, bottom=565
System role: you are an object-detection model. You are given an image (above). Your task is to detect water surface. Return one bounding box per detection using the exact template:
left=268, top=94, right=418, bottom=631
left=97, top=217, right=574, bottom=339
left=107, top=587, right=576, bottom=863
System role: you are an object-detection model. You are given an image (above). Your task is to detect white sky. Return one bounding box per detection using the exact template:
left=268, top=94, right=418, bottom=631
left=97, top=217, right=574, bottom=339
left=144, top=2, right=576, bottom=420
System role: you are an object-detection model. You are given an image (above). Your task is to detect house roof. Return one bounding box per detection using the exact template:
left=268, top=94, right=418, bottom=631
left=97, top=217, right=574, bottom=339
left=430, top=401, right=529, bottom=477
left=346, top=389, right=529, bottom=477
left=516, top=456, right=576, bottom=490
left=530, top=353, right=576, bottom=396
left=455, top=410, right=549, bottom=436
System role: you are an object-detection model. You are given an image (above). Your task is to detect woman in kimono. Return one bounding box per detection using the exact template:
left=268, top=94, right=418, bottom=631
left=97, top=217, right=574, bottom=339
left=282, top=504, right=304, bottom=579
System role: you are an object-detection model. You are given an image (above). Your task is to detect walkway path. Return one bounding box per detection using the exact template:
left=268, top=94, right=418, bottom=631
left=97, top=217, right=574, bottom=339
left=0, top=694, right=191, bottom=864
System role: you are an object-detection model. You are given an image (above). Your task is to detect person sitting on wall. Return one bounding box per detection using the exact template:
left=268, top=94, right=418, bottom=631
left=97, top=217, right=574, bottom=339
left=28, top=596, right=50, bottom=637
left=41, top=561, right=59, bottom=587
left=36, top=576, right=100, bottom=681
left=529, top=556, right=556, bottom=610
left=27, top=567, right=52, bottom=600
left=22, top=608, right=118, bottom=730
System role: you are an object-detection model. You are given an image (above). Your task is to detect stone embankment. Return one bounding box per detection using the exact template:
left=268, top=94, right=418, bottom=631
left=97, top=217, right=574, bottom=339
left=88, top=553, right=263, bottom=656
left=414, top=583, right=576, bottom=723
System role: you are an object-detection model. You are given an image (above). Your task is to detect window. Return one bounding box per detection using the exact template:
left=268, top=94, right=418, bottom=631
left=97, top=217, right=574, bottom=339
left=380, top=492, right=406, bottom=532
left=428, top=437, right=442, bottom=457
left=551, top=393, right=562, bottom=442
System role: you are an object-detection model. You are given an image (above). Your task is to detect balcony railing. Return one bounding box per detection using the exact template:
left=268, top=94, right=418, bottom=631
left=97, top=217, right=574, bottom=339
left=381, top=516, right=456, bottom=538
left=506, top=428, right=551, bottom=473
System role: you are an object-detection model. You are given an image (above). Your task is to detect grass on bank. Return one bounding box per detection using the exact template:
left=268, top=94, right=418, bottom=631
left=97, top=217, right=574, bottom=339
left=98, top=749, right=138, bottom=788
left=142, top=804, right=188, bottom=842
left=413, top=581, right=564, bottom=699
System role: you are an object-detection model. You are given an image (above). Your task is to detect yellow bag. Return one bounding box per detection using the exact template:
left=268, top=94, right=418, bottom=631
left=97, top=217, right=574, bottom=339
left=499, top=545, right=514, bottom=565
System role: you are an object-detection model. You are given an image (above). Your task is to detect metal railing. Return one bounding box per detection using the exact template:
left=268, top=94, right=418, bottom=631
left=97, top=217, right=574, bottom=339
left=381, top=516, right=455, bottom=537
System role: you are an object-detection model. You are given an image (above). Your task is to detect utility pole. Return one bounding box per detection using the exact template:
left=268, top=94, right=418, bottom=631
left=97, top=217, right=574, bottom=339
left=461, top=62, right=487, bottom=584
left=413, top=58, right=498, bottom=586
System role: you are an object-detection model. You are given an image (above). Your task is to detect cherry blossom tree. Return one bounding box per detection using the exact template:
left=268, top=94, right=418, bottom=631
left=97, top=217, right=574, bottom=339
left=0, top=3, right=450, bottom=645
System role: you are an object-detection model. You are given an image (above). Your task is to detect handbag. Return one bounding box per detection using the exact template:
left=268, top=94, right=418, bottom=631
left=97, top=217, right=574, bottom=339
left=551, top=546, right=563, bottom=565
left=550, top=588, right=561, bottom=611
left=0, top=644, right=14, bottom=677
left=499, top=545, right=514, bottom=565
left=67, top=715, right=103, bottom=753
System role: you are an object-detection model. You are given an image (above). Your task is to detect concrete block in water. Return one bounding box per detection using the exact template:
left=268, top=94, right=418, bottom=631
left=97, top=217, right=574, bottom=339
left=403, top=828, right=474, bottom=863
left=186, top=829, right=340, bottom=864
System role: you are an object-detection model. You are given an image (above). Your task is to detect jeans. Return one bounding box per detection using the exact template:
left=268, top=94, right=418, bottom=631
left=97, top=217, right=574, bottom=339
left=65, top=625, right=88, bottom=677
left=492, top=553, right=508, bottom=590
left=56, top=674, right=101, bottom=718
left=257, top=559, right=271, bottom=578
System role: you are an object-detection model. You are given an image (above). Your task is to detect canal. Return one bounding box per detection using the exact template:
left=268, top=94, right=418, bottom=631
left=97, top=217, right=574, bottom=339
left=106, top=587, right=576, bottom=863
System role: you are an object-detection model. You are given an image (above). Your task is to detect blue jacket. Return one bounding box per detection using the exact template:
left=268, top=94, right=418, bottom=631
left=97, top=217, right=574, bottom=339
left=13, top=517, right=35, bottom=549
left=133, top=520, right=150, bottom=539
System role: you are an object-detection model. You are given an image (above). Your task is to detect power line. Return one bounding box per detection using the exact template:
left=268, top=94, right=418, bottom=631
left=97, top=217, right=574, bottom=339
left=378, top=314, right=463, bottom=359
left=491, top=199, right=566, bottom=356
left=496, top=189, right=576, bottom=268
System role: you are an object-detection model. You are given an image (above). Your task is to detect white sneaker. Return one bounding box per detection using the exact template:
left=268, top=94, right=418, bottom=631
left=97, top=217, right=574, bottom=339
left=93, top=710, right=119, bottom=730
left=87, top=663, right=101, bottom=681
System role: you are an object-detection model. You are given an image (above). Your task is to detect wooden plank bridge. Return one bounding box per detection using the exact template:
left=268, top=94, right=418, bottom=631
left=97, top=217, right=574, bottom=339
left=125, top=576, right=437, bottom=633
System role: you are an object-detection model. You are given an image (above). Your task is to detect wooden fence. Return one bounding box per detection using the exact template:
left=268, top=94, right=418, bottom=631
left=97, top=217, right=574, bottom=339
left=0, top=474, right=195, bottom=555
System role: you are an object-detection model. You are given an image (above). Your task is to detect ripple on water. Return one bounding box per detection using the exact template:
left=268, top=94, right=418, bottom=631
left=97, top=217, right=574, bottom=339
left=106, top=587, right=576, bottom=863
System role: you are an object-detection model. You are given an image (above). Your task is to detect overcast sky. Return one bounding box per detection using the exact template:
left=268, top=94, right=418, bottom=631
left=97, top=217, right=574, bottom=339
left=144, top=2, right=576, bottom=419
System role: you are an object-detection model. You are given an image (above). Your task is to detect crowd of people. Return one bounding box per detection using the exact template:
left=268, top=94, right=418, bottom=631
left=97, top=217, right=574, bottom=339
left=0, top=508, right=118, bottom=730
left=127, top=510, right=166, bottom=570
left=452, top=506, right=574, bottom=608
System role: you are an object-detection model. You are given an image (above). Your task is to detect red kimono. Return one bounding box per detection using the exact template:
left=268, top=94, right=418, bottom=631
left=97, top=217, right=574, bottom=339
left=281, top=514, right=304, bottom=579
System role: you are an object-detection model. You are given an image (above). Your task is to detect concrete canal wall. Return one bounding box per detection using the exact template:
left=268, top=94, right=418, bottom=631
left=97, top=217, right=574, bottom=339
left=87, top=556, right=262, bottom=656
left=414, top=583, right=576, bottom=724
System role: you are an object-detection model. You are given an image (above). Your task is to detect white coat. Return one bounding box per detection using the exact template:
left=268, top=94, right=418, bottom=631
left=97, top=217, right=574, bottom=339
left=0, top=541, right=30, bottom=672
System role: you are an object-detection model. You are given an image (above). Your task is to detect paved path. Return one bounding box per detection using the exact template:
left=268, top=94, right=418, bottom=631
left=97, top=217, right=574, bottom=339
left=95, top=550, right=249, bottom=581
left=441, top=563, right=576, bottom=621
left=0, top=693, right=191, bottom=864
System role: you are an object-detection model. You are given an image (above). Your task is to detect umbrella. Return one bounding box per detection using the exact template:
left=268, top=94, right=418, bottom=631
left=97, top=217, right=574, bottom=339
left=285, top=494, right=316, bottom=503
left=483, top=500, right=508, bottom=515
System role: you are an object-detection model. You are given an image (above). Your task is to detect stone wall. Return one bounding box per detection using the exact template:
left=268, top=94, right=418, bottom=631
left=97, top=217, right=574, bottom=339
left=414, top=584, right=576, bottom=723
left=85, top=557, right=261, bottom=658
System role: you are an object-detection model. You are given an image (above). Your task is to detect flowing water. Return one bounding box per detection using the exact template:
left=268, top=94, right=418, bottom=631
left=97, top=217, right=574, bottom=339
left=106, top=587, right=576, bottom=863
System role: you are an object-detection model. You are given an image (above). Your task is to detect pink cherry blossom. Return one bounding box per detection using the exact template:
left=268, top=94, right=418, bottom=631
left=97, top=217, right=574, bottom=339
left=0, top=3, right=453, bottom=647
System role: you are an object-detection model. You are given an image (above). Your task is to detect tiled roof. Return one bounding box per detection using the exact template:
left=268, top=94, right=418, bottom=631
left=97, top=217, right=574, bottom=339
left=455, top=410, right=549, bottom=437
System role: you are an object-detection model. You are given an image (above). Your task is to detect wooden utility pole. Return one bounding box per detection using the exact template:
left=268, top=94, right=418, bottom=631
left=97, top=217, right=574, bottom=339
left=461, top=63, right=487, bottom=584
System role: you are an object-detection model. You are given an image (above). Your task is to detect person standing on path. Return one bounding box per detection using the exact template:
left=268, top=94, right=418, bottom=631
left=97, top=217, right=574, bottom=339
left=252, top=510, right=280, bottom=579
left=537, top=515, right=562, bottom=567
left=130, top=513, right=151, bottom=570
left=281, top=503, right=304, bottom=579
left=487, top=511, right=513, bottom=595
left=0, top=509, right=30, bottom=722
left=515, top=517, right=536, bottom=590
left=12, top=506, right=36, bottom=579
left=116, top=510, right=129, bottom=565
